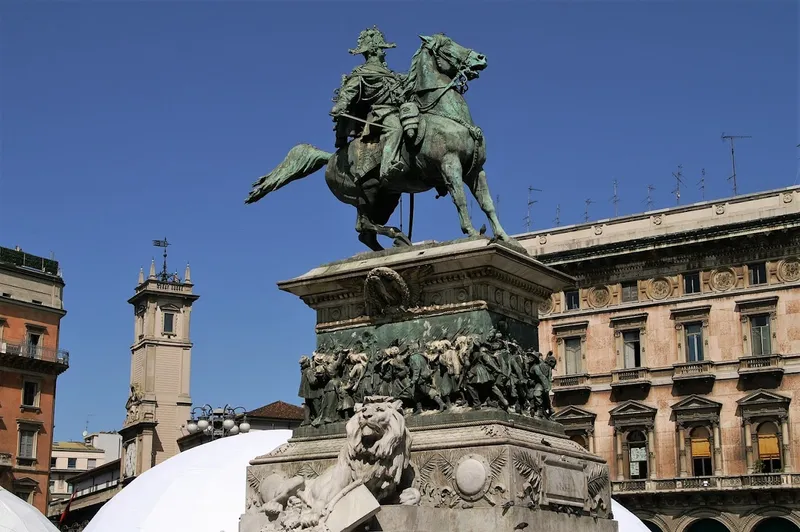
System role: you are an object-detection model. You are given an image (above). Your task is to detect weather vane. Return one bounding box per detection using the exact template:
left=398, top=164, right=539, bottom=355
left=152, top=238, right=179, bottom=283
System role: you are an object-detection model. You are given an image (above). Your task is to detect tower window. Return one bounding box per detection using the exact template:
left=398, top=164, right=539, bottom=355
left=163, top=312, right=175, bottom=334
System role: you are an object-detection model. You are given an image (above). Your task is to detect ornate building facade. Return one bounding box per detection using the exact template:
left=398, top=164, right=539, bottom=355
left=0, top=246, right=69, bottom=514
left=520, top=186, right=800, bottom=532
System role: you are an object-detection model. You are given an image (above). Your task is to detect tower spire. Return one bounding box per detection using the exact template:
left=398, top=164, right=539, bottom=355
left=138, top=267, right=144, bottom=284
left=184, top=263, right=192, bottom=285
left=148, top=259, right=156, bottom=280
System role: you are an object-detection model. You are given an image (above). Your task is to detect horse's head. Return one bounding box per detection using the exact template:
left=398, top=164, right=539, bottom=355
left=420, top=34, right=487, bottom=81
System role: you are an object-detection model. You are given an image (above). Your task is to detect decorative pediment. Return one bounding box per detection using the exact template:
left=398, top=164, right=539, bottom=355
left=670, top=305, right=711, bottom=325
left=609, top=313, right=648, bottom=329
left=738, top=389, right=790, bottom=407
left=735, top=296, right=778, bottom=316
left=552, top=321, right=589, bottom=339
left=159, top=303, right=181, bottom=312
left=12, top=476, right=39, bottom=488
left=609, top=400, right=657, bottom=418
left=671, top=395, right=722, bottom=426
left=553, top=405, right=596, bottom=423
left=737, top=389, right=791, bottom=421
left=671, top=395, right=722, bottom=413
left=609, top=400, right=657, bottom=430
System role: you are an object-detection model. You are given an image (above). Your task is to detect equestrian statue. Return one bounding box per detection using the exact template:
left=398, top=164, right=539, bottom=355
left=245, top=26, right=514, bottom=252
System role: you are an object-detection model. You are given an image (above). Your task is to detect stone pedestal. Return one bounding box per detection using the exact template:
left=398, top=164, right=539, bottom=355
left=279, top=238, right=573, bottom=352
left=241, top=239, right=616, bottom=531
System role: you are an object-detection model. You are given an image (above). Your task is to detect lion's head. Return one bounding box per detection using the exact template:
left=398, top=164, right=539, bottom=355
left=343, top=396, right=411, bottom=501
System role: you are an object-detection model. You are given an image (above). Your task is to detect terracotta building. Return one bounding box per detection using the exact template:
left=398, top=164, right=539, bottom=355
left=521, top=186, right=800, bottom=532
left=0, top=245, right=69, bottom=513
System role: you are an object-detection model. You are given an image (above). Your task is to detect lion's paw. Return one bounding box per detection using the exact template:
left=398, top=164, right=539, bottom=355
left=399, top=487, right=421, bottom=506
left=299, top=509, right=321, bottom=527
left=263, top=500, right=283, bottom=517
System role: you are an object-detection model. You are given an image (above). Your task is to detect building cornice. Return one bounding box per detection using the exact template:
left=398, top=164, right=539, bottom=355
left=0, top=295, right=66, bottom=317
left=535, top=214, right=800, bottom=266
left=0, top=261, right=65, bottom=286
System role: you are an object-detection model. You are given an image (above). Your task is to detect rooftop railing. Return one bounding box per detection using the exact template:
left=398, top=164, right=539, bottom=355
left=0, top=246, right=59, bottom=275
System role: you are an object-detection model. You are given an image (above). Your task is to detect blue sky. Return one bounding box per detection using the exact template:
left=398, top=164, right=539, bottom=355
left=1, top=1, right=797, bottom=441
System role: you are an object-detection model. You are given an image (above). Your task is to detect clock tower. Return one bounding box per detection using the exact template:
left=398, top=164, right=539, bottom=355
left=119, top=240, right=199, bottom=481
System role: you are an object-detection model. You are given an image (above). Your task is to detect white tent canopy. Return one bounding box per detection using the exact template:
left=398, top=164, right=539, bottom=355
left=0, top=487, right=60, bottom=532
left=84, top=429, right=650, bottom=532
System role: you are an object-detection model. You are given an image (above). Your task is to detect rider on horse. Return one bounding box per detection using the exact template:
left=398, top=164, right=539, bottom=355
left=330, top=26, right=408, bottom=185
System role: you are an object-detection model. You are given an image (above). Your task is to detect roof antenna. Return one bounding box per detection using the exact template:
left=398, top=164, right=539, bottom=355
left=671, top=164, right=684, bottom=205
left=611, top=179, right=620, bottom=217
left=698, top=168, right=706, bottom=200
left=523, top=186, right=542, bottom=232
left=554, top=204, right=561, bottom=227
left=721, top=133, right=751, bottom=195
left=584, top=198, right=593, bottom=223
left=645, top=184, right=656, bottom=210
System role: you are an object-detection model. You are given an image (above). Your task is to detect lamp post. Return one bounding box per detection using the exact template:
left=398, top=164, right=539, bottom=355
left=185, top=404, right=250, bottom=441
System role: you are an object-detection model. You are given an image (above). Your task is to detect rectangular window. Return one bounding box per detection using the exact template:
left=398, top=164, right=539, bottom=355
left=623, top=330, right=642, bottom=368
left=685, top=323, right=704, bottom=362
left=50, top=457, right=57, bottom=468
left=621, top=282, right=639, bottom=303
left=87, top=458, right=97, bottom=469
left=67, top=457, right=76, bottom=469
left=163, top=312, right=175, bottom=334
left=18, top=430, right=36, bottom=459
left=564, top=290, right=580, bottom=311
left=26, top=332, right=42, bottom=358
left=13, top=490, right=33, bottom=504
left=22, top=381, right=39, bottom=407
left=748, top=263, right=767, bottom=286
left=750, top=314, right=772, bottom=355
left=691, top=437, right=713, bottom=476
left=49, top=479, right=56, bottom=492
left=564, top=338, right=582, bottom=375
left=683, top=272, right=701, bottom=295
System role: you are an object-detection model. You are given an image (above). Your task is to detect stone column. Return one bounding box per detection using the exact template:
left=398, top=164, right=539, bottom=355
left=713, top=422, right=723, bottom=476
left=781, top=416, right=792, bottom=472
left=588, top=428, right=596, bottom=454
left=615, top=429, right=625, bottom=481
left=647, top=425, right=657, bottom=480
left=677, top=423, right=688, bottom=478
left=744, top=420, right=754, bottom=474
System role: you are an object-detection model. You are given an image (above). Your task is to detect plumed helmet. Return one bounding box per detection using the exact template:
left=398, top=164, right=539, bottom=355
left=349, top=26, right=397, bottom=55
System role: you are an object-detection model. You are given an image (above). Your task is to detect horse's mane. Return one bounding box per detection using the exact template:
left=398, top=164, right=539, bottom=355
left=402, top=46, right=424, bottom=96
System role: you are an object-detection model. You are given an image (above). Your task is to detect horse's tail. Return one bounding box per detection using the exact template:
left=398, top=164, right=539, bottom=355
left=245, top=143, right=333, bottom=204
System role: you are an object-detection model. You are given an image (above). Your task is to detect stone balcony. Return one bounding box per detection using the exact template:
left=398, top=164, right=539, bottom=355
left=738, top=354, right=784, bottom=378
left=672, top=360, right=716, bottom=383
left=612, top=473, right=800, bottom=494
left=610, top=367, right=651, bottom=390
left=552, top=373, right=592, bottom=393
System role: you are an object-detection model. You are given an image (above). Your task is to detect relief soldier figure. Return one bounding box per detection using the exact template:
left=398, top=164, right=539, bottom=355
left=531, top=351, right=556, bottom=419
left=298, top=356, right=324, bottom=426
left=408, top=342, right=446, bottom=413
left=330, top=26, right=408, bottom=184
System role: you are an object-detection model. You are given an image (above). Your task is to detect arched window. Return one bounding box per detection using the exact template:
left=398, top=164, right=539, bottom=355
left=570, top=434, right=589, bottom=450
left=756, top=421, right=782, bottom=473
left=627, top=430, right=648, bottom=479
left=686, top=518, right=730, bottom=532
left=753, top=517, right=800, bottom=532
left=690, top=426, right=713, bottom=476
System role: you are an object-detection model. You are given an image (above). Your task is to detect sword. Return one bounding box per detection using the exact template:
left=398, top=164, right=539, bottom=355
left=337, top=112, right=401, bottom=132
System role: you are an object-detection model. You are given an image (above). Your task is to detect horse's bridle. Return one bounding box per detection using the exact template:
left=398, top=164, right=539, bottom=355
left=415, top=35, right=477, bottom=112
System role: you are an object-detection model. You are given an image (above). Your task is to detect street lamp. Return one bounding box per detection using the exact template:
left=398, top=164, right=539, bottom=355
left=185, top=404, right=250, bottom=441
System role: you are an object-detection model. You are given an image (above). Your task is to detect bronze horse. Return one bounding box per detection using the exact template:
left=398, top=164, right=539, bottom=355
left=245, top=34, right=513, bottom=251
